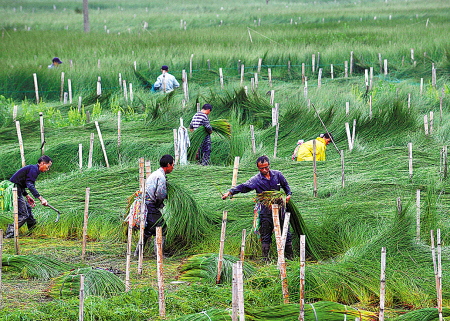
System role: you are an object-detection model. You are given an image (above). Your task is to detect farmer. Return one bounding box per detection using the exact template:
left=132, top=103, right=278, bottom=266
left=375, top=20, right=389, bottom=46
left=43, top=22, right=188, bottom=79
left=189, top=104, right=213, bottom=166
left=295, top=133, right=333, bottom=161
left=222, top=155, right=293, bottom=260
left=152, top=65, right=180, bottom=93
left=134, top=154, right=174, bottom=257
left=5, top=155, right=52, bottom=238
left=48, top=57, right=62, bottom=69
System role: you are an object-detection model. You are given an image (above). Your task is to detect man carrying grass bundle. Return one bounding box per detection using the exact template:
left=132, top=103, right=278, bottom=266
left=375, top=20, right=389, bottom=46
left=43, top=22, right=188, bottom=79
left=189, top=104, right=213, bottom=165
left=221, top=155, right=293, bottom=260
left=295, top=133, right=333, bottom=161
left=5, top=155, right=52, bottom=238
left=134, top=154, right=174, bottom=257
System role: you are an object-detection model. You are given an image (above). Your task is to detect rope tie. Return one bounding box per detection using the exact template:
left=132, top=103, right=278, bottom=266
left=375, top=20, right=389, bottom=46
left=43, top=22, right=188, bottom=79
left=200, top=311, right=212, bottom=321
left=310, top=303, right=318, bottom=321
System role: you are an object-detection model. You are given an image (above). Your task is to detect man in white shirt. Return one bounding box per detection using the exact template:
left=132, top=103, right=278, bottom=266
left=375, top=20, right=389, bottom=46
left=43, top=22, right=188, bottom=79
left=153, top=65, right=180, bottom=93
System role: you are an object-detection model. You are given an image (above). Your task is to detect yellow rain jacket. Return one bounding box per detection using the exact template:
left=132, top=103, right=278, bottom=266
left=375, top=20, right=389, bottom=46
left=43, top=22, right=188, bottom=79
left=296, top=137, right=327, bottom=161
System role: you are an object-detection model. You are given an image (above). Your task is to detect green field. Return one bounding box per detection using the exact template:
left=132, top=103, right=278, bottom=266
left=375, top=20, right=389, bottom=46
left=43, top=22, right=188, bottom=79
left=0, top=0, right=450, bottom=320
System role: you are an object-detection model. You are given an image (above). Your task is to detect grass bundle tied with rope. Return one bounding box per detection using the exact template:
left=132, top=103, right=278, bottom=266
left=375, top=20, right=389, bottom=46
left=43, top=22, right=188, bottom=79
left=395, top=308, right=450, bottom=320
left=245, top=301, right=378, bottom=320
left=255, top=191, right=321, bottom=261
left=187, top=119, right=231, bottom=162
left=2, top=255, right=74, bottom=280
left=178, top=253, right=255, bottom=284
left=0, top=180, right=14, bottom=212
left=47, top=267, right=125, bottom=298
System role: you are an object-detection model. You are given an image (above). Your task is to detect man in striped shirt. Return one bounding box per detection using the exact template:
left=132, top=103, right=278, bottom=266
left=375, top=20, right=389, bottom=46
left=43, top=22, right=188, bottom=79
left=189, top=104, right=213, bottom=165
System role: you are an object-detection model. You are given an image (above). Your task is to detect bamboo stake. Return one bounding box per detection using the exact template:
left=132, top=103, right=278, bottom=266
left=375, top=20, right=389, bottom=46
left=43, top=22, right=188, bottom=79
left=255, top=73, right=258, bottom=89
left=440, top=97, right=443, bottom=123
left=173, top=128, right=179, bottom=165
left=429, top=111, right=434, bottom=135
left=384, top=59, right=388, bottom=75
left=250, top=125, right=256, bottom=154
left=408, top=93, right=411, bottom=110
left=431, top=230, right=439, bottom=302
left=138, top=159, right=146, bottom=275
left=344, top=61, right=348, bottom=78
left=13, top=188, right=19, bottom=255
left=68, top=79, right=72, bottom=103
left=81, top=187, right=90, bottom=261
left=258, top=58, right=262, bottom=73
left=78, top=97, right=82, bottom=113
left=237, top=261, right=245, bottom=320
left=123, top=80, right=128, bottom=103
left=240, top=229, right=246, bottom=262
left=79, top=274, right=85, bottom=321
left=346, top=101, right=349, bottom=116
left=298, top=235, right=305, bottom=321
left=437, top=229, right=442, bottom=321
left=219, top=68, right=224, bottom=89
left=408, top=143, right=413, bottom=179
left=341, top=151, right=345, bottom=188
left=444, top=146, right=448, bottom=179
left=313, top=140, right=317, bottom=197
left=16, top=121, right=25, bottom=167
left=145, top=160, right=152, bottom=178
left=118, top=111, right=121, bottom=164
left=350, top=51, right=353, bottom=75
left=416, top=189, right=420, bottom=242
left=39, top=112, right=45, bottom=155
left=312, top=54, right=315, bottom=74
left=196, top=103, right=200, bottom=113
left=63, top=92, right=68, bottom=105
left=95, top=121, right=109, bottom=168
left=302, top=63, right=305, bottom=84
left=304, top=77, right=307, bottom=99
left=268, top=68, right=272, bottom=87
left=33, top=73, right=39, bottom=103
left=217, top=210, right=227, bottom=284
left=424, top=115, right=429, bottom=136
left=397, top=197, right=402, bottom=215
left=232, top=263, right=238, bottom=321
left=129, top=83, right=133, bottom=103
left=60, top=72, right=64, bottom=102
left=240, top=64, right=245, bottom=86
left=369, top=95, right=372, bottom=120
left=330, top=64, right=334, bottom=79
left=345, top=122, right=353, bottom=152
left=420, top=78, right=423, bottom=96
left=272, top=204, right=289, bottom=303
left=119, top=73, right=122, bottom=90
left=97, top=81, right=101, bottom=96
left=432, top=67, right=436, bottom=89
left=156, top=226, right=166, bottom=318
left=79, top=144, right=82, bottom=171
left=318, top=68, right=322, bottom=88
left=190, top=54, right=194, bottom=79
left=379, top=247, right=386, bottom=321
left=231, top=157, right=240, bottom=188
left=280, top=212, right=291, bottom=251
left=270, top=90, right=275, bottom=106
left=274, top=122, right=279, bottom=158
left=13, top=105, right=17, bottom=121
left=125, top=203, right=133, bottom=292
left=370, top=67, right=373, bottom=90
left=88, top=133, right=94, bottom=169
left=351, top=119, right=356, bottom=147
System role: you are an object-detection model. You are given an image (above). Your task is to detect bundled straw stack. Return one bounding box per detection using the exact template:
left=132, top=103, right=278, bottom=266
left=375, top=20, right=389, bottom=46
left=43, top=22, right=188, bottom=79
left=188, top=119, right=231, bottom=162
left=2, top=255, right=74, bottom=280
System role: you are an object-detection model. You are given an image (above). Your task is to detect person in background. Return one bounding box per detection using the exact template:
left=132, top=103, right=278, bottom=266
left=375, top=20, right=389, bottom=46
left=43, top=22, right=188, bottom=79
left=296, top=133, right=333, bottom=161
left=221, top=155, right=293, bottom=260
left=48, top=57, right=62, bottom=69
left=152, top=65, right=180, bottom=93
left=5, top=156, right=52, bottom=238
left=189, top=104, right=213, bottom=165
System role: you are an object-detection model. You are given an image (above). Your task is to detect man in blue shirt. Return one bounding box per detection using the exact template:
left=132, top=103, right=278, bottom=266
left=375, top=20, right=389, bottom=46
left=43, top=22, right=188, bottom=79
left=5, top=155, right=52, bottom=238
left=222, top=155, right=293, bottom=260
left=153, top=65, right=180, bottom=93
left=48, top=57, right=62, bottom=69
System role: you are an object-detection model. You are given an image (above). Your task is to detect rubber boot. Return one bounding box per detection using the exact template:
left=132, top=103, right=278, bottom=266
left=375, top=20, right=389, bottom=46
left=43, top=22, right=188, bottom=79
left=261, top=243, right=270, bottom=262
left=5, top=224, right=15, bottom=239
left=133, top=236, right=149, bottom=257
left=285, top=243, right=294, bottom=260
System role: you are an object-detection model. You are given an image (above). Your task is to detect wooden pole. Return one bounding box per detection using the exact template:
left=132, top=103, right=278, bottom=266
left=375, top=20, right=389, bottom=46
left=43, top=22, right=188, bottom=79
left=345, top=122, right=353, bottom=152
left=240, top=64, right=245, bottom=86
left=370, top=67, right=373, bottom=90
left=123, top=80, right=128, bottom=103
left=138, top=158, right=146, bottom=275
left=64, top=92, right=68, bottom=105
left=68, top=79, right=72, bottom=103
left=351, top=119, right=356, bottom=147
left=379, top=53, right=382, bottom=73
left=432, top=67, right=436, bottom=89
left=258, top=58, right=262, bottom=73
left=79, top=144, right=83, bottom=171
left=424, top=115, right=429, bottom=136
left=86, top=111, right=90, bottom=123
left=312, top=54, right=315, bottom=74
left=346, top=101, right=349, bottom=116
left=272, top=204, right=289, bottom=303
left=313, top=140, right=317, bottom=197
left=95, top=121, right=110, bottom=168
left=156, top=226, right=166, bottom=318
left=217, top=210, right=227, bottom=284
left=384, top=59, right=388, bottom=76
left=250, top=125, right=256, bottom=154
left=145, top=160, right=152, bottom=178
left=344, top=61, right=348, bottom=78
left=240, top=229, right=246, bottom=262
left=350, top=51, right=353, bottom=75
left=79, top=274, right=85, bottom=321
left=379, top=247, right=386, bottom=321
left=255, top=73, right=258, bottom=89
left=237, top=261, right=245, bottom=321
left=302, top=63, right=305, bottom=84
left=39, top=112, right=45, bottom=155
left=318, top=68, right=322, bottom=88
left=88, top=133, right=94, bottom=169
left=60, top=72, right=64, bottom=102
left=397, top=197, right=402, bottom=215
left=197, top=103, right=200, bottom=113
left=97, top=81, right=101, bottom=96
left=190, top=54, right=194, bottom=79
left=129, top=83, right=133, bottom=103
left=431, top=230, right=439, bottom=302
left=440, top=97, right=443, bottom=124
left=33, top=73, right=39, bottom=103
left=232, top=263, right=238, bottom=321
left=369, top=95, right=373, bottom=120
left=81, top=187, right=90, bottom=261
left=420, top=78, right=423, bottom=96
left=219, top=68, right=224, bottom=89
left=13, top=105, right=17, bottom=121
left=119, top=73, right=122, bottom=90
left=118, top=111, right=121, bottom=164
left=280, top=212, right=291, bottom=251
left=341, top=151, right=345, bottom=188
left=16, top=121, right=25, bottom=167
left=274, top=122, right=279, bottom=158
left=416, top=189, right=420, bottom=242
left=125, top=202, right=133, bottom=292
left=78, top=97, right=82, bottom=113
left=13, top=188, right=19, bottom=255
left=429, top=111, right=434, bottom=135
left=437, top=229, right=443, bottom=321
left=298, top=235, right=305, bottom=321
left=444, top=146, right=448, bottom=179
left=268, top=68, right=272, bottom=87
left=231, top=157, right=240, bottom=188
left=173, top=128, right=179, bottom=165
left=330, top=64, right=334, bottom=80
left=408, top=143, right=413, bottom=179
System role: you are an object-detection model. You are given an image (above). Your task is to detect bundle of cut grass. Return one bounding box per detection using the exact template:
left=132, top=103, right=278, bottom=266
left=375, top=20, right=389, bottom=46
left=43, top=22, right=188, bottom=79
left=246, top=301, right=377, bottom=320
left=175, top=308, right=231, bottom=320
left=0, top=180, right=14, bottom=211
left=187, top=119, right=231, bottom=162
left=178, top=253, right=255, bottom=284
left=48, top=267, right=125, bottom=298
left=2, top=255, right=74, bottom=280
left=396, top=307, right=450, bottom=320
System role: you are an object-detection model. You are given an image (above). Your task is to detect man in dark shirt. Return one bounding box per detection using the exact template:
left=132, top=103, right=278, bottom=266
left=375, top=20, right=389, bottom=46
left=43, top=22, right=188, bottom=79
left=222, top=155, right=293, bottom=260
left=5, top=155, right=52, bottom=238
left=189, top=104, right=213, bottom=165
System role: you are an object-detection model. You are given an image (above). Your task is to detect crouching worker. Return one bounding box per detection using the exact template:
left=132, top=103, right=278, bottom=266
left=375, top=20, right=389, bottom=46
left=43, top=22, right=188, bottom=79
left=296, top=133, right=333, bottom=161
left=134, top=154, right=174, bottom=257
left=5, top=156, right=52, bottom=238
left=222, top=155, right=293, bottom=260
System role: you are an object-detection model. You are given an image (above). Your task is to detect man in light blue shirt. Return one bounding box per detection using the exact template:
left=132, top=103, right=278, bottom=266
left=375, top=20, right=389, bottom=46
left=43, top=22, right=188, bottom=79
left=153, top=65, right=180, bottom=93
left=48, top=57, right=62, bottom=69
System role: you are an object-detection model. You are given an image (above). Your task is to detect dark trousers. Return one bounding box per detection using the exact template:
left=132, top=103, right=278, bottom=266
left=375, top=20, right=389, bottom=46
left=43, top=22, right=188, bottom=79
left=200, top=136, right=211, bottom=166
left=143, top=204, right=166, bottom=239
left=5, top=186, right=37, bottom=237
left=259, top=205, right=291, bottom=245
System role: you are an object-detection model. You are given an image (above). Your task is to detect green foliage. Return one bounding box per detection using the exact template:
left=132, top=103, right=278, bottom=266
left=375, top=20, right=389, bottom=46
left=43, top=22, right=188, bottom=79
left=2, top=255, right=74, bottom=280
left=0, top=180, right=14, bottom=211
